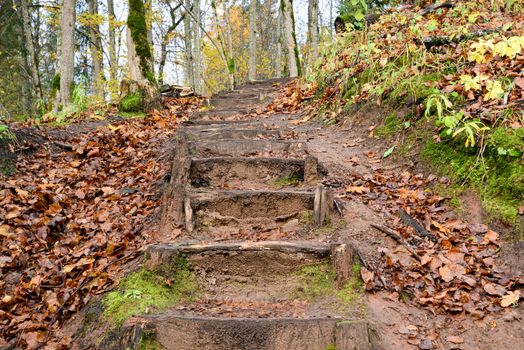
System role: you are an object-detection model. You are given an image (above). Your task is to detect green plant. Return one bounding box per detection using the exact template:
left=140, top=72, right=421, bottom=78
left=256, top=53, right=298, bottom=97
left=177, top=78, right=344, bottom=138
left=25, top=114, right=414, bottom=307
left=424, top=91, right=453, bottom=120
left=0, top=124, right=15, bottom=140
left=72, top=77, right=89, bottom=112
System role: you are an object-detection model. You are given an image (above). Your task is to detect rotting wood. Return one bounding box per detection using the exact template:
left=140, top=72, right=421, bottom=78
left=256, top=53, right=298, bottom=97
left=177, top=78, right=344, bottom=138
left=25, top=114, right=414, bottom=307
left=398, top=208, right=437, bottom=243
left=320, top=186, right=334, bottom=225
left=145, top=241, right=333, bottom=256
left=371, top=223, right=421, bottom=262
left=335, top=320, right=372, bottom=350
left=304, top=155, right=318, bottom=185
left=331, top=243, right=355, bottom=287
left=184, top=197, right=194, bottom=232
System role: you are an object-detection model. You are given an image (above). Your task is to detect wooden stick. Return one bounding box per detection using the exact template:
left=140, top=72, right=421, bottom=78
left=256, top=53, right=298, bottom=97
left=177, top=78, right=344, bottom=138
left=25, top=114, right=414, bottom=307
left=398, top=209, right=437, bottom=243
left=371, top=223, right=421, bottom=262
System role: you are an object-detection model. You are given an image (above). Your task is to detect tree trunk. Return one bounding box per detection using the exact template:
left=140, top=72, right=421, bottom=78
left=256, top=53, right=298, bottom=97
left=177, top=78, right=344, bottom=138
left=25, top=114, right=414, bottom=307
left=107, top=0, right=118, bottom=100
left=192, top=0, right=202, bottom=94
left=223, top=0, right=235, bottom=89
left=88, top=0, right=104, bottom=100
left=248, top=0, right=257, bottom=81
left=183, top=0, right=194, bottom=88
left=281, top=0, right=300, bottom=77
left=126, top=0, right=158, bottom=110
left=59, top=0, right=76, bottom=108
left=276, top=3, right=282, bottom=78
left=307, top=0, right=319, bottom=69
left=18, top=0, right=43, bottom=105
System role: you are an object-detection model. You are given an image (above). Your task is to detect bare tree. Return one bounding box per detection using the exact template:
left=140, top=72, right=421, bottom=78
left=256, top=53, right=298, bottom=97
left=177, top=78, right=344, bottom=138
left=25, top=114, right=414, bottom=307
left=59, top=0, right=76, bottom=108
left=107, top=0, right=118, bottom=99
left=248, top=0, right=257, bottom=81
left=281, top=0, right=300, bottom=77
left=183, top=0, right=194, bottom=88
left=192, top=0, right=203, bottom=94
left=307, top=0, right=319, bottom=69
left=17, top=0, right=43, bottom=105
left=88, top=0, right=104, bottom=99
left=276, top=2, right=283, bottom=78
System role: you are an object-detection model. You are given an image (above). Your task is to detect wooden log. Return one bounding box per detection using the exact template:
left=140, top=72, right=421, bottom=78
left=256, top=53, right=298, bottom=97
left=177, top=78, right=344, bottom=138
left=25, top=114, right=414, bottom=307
left=335, top=320, right=372, bottom=350
left=314, top=184, right=324, bottom=225
left=304, top=155, right=318, bottom=185
left=331, top=243, right=355, bottom=287
left=170, top=132, right=190, bottom=185
left=159, top=184, right=186, bottom=234
left=320, top=186, right=334, bottom=225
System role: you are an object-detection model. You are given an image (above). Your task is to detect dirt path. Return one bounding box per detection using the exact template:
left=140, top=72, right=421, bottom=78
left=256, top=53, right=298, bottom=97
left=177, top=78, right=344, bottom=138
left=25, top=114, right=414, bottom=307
left=68, top=80, right=522, bottom=349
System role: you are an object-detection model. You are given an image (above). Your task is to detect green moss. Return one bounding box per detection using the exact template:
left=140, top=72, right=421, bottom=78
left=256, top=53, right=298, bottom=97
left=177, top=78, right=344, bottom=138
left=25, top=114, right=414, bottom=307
left=273, top=173, right=302, bottom=187
left=325, top=344, right=337, bottom=350
left=421, top=139, right=523, bottom=225
left=103, top=257, right=199, bottom=326
left=120, top=91, right=144, bottom=112
left=128, top=0, right=155, bottom=83
left=139, top=330, right=165, bottom=350
left=375, top=112, right=402, bottom=138
left=293, top=261, right=363, bottom=306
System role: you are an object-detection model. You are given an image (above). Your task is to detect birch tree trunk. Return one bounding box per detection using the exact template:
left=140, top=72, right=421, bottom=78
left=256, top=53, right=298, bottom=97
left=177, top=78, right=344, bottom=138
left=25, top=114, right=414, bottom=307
left=88, top=0, right=104, bottom=100
left=183, top=0, right=194, bottom=88
left=307, top=0, right=319, bottom=69
left=18, top=0, right=43, bottom=104
left=248, top=0, right=257, bottom=81
left=192, top=0, right=203, bottom=94
left=59, top=0, right=76, bottom=108
left=107, top=0, right=118, bottom=100
left=281, top=0, right=300, bottom=77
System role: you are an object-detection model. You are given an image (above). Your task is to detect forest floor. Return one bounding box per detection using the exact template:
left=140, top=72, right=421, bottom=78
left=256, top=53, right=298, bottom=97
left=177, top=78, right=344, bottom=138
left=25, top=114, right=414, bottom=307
left=0, top=79, right=523, bottom=349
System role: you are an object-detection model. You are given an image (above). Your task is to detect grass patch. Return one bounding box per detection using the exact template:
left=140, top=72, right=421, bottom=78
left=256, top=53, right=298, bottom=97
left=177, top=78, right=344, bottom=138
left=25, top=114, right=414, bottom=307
left=273, top=173, right=302, bottom=188
left=375, top=112, right=402, bottom=138
left=103, top=256, right=199, bottom=326
left=120, top=91, right=143, bottom=112
left=293, top=261, right=363, bottom=306
left=422, top=139, right=523, bottom=226
left=119, top=111, right=147, bottom=119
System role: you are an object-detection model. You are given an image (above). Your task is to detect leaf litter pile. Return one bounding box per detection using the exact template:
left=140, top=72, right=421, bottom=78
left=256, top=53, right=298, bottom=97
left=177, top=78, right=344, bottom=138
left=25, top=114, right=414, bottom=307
left=0, top=97, right=203, bottom=348
left=338, top=170, right=523, bottom=316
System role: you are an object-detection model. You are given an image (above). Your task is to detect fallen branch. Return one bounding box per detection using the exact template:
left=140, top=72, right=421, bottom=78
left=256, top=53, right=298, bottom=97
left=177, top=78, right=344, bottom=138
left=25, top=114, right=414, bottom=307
left=417, top=27, right=502, bottom=49
left=371, top=223, right=421, bottom=262
left=418, top=2, right=455, bottom=16
left=398, top=209, right=437, bottom=243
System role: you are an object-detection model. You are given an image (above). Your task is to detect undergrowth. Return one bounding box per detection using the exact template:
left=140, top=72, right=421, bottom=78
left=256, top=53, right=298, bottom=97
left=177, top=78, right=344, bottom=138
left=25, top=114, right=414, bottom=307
left=103, top=256, right=199, bottom=326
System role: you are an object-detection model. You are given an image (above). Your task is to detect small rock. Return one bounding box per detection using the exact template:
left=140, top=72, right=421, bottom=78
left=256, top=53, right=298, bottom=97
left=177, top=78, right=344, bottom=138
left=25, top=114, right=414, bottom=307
left=419, top=339, right=433, bottom=350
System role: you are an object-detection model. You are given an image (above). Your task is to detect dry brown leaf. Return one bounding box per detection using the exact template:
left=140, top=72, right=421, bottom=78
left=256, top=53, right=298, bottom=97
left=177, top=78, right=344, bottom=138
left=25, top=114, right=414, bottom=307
left=500, top=290, right=520, bottom=307
left=483, top=282, right=506, bottom=296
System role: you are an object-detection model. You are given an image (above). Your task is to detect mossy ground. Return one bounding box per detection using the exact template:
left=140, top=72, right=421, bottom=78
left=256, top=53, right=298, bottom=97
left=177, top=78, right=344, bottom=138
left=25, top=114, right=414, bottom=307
left=273, top=173, right=302, bottom=187
left=293, top=261, right=363, bottom=307
left=421, top=139, right=523, bottom=227
left=103, top=256, right=199, bottom=326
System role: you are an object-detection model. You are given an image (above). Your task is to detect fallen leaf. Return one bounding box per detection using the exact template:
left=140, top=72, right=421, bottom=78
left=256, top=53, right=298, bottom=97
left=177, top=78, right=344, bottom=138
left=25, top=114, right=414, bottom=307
left=446, top=335, right=464, bottom=344
left=500, top=290, right=520, bottom=307
left=483, top=282, right=506, bottom=296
